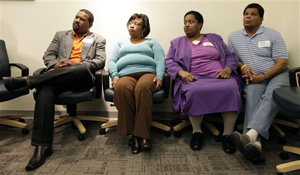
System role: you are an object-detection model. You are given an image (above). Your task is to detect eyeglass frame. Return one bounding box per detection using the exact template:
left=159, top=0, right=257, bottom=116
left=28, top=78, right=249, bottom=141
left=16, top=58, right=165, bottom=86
left=127, top=21, right=143, bottom=27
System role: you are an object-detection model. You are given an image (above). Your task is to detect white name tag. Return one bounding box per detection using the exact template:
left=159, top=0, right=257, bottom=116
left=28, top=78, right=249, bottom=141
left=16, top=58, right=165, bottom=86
left=258, top=40, right=270, bottom=47
left=83, top=38, right=94, bottom=44
left=203, top=42, right=214, bottom=46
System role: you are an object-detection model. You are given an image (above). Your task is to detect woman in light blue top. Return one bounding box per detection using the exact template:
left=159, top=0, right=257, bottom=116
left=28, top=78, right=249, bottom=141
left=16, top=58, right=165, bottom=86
left=108, top=13, right=165, bottom=154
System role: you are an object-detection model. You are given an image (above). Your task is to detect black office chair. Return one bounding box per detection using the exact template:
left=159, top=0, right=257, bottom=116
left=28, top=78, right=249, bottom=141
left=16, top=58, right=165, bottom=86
left=100, top=71, right=172, bottom=136
left=273, top=67, right=300, bottom=174
left=0, top=39, right=29, bottom=134
left=33, top=68, right=108, bottom=141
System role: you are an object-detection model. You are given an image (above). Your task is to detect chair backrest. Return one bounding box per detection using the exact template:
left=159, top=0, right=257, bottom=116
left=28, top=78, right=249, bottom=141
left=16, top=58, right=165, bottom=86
left=0, top=40, right=11, bottom=79
left=289, top=67, right=300, bottom=87
left=273, top=67, right=300, bottom=118
left=273, top=87, right=300, bottom=118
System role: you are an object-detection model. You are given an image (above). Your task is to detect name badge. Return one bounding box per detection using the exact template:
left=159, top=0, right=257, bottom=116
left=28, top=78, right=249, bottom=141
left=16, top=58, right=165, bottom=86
left=203, top=42, right=214, bottom=47
left=83, top=38, right=94, bottom=44
left=258, top=40, right=270, bottom=47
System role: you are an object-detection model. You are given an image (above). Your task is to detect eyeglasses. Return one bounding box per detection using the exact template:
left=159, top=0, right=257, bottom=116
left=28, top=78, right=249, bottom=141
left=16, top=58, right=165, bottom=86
left=127, top=21, right=142, bottom=27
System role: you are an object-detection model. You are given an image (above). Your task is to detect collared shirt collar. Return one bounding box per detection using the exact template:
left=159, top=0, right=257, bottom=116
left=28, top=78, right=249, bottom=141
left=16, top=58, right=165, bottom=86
left=243, top=26, right=264, bottom=37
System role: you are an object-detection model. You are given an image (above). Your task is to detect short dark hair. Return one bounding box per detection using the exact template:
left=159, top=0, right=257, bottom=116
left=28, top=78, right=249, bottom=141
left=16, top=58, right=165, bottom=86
left=184, top=10, right=204, bottom=24
left=243, top=3, right=264, bottom=18
left=127, top=13, right=150, bottom=37
left=79, top=9, right=94, bottom=24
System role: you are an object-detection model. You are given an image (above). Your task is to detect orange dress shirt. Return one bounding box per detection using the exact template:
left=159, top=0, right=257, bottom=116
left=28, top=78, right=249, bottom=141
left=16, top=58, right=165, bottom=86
left=69, top=32, right=88, bottom=63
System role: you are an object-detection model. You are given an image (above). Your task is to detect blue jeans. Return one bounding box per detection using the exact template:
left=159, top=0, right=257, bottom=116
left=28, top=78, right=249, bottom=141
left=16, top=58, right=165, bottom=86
left=242, top=70, right=290, bottom=140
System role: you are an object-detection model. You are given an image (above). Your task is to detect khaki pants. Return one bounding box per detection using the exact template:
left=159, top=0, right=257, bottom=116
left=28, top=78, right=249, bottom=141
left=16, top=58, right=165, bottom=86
left=114, top=72, right=156, bottom=139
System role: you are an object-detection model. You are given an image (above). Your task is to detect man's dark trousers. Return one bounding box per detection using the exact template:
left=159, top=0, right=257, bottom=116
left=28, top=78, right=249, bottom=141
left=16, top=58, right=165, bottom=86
left=30, top=64, right=94, bottom=146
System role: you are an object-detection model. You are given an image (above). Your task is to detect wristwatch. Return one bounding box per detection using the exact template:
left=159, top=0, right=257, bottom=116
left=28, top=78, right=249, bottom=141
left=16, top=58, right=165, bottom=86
left=262, top=73, right=268, bottom=80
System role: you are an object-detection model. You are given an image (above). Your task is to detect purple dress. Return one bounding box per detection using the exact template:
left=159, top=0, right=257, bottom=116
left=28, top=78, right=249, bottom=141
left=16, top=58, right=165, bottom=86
left=166, top=34, right=242, bottom=115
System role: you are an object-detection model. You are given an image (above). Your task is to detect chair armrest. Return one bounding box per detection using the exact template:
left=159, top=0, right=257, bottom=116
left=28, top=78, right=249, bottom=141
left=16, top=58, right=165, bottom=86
left=162, top=72, right=170, bottom=98
left=102, top=71, right=110, bottom=91
left=94, top=69, right=103, bottom=98
left=9, top=63, right=29, bottom=76
left=289, top=67, right=300, bottom=87
left=33, top=68, right=46, bottom=76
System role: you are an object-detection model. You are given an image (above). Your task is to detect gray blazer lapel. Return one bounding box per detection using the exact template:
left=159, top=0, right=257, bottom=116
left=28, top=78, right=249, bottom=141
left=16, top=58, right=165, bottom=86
left=64, top=31, right=74, bottom=59
left=81, top=33, right=94, bottom=59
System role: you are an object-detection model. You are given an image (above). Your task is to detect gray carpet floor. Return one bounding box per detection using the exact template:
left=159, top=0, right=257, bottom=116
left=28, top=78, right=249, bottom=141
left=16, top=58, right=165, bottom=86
left=0, top=119, right=299, bottom=175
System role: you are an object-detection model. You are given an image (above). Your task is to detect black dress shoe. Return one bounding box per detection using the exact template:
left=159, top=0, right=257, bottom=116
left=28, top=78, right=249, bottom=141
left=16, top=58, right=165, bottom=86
left=190, top=132, right=203, bottom=150
left=25, top=146, right=53, bottom=171
left=131, top=136, right=141, bottom=154
left=3, top=76, right=28, bottom=91
left=140, top=138, right=152, bottom=151
left=222, top=135, right=236, bottom=154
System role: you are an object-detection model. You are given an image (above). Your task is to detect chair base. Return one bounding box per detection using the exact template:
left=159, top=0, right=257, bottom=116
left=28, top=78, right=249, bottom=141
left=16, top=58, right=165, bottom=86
left=0, top=114, right=28, bottom=128
left=276, top=146, right=300, bottom=173
left=100, top=119, right=171, bottom=135
left=54, top=115, right=108, bottom=135
left=173, top=115, right=221, bottom=137
left=273, top=118, right=300, bottom=137
left=0, top=114, right=29, bottom=134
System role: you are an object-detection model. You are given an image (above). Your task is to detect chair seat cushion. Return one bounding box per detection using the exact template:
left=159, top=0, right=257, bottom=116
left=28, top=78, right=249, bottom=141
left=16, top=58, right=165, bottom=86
left=55, top=87, right=97, bottom=105
left=104, top=88, right=166, bottom=104
left=273, top=87, right=300, bottom=118
left=0, top=81, right=29, bottom=102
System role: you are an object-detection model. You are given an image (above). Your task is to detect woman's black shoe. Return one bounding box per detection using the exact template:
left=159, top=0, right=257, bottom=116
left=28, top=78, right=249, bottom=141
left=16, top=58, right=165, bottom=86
left=140, top=138, right=152, bottom=151
left=131, top=136, right=141, bottom=154
left=222, top=135, right=236, bottom=154
left=190, top=132, right=203, bottom=150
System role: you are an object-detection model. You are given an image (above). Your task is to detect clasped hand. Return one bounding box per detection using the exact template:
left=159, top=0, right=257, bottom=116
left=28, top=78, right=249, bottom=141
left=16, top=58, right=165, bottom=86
left=54, top=60, right=77, bottom=69
left=241, top=66, right=263, bottom=85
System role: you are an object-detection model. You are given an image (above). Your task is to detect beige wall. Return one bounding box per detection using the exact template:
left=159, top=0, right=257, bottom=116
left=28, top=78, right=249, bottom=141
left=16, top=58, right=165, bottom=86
left=0, top=0, right=299, bottom=112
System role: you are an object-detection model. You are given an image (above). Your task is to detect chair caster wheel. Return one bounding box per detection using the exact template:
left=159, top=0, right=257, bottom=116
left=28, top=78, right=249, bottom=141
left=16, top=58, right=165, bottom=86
left=22, top=128, right=29, bottom=135
left=164, top=131, right=171, bottom=137
left=18, top=118, right=25, bottom=123
left=78, top=134, right=85, bottom=141
left=174, top=131, right=182, bottom=138
left=278, top=137, right=287, bottom=144
left=99, top=129, right=106, bottom=135
left=279, top=151, right=289, bottom=160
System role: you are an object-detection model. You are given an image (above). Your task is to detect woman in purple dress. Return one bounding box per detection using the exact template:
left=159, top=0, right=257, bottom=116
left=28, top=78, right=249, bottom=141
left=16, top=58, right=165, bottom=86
left=166, top=11, right=242, bottom=154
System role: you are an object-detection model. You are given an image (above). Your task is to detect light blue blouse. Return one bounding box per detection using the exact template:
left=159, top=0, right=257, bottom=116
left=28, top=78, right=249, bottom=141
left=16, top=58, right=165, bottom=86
left=108, top=38, right=165, bottom=80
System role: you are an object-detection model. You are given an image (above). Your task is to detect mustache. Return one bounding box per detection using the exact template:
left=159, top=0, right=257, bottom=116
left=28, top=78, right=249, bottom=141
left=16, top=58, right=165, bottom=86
left=73, top=22, right=80, bottom=27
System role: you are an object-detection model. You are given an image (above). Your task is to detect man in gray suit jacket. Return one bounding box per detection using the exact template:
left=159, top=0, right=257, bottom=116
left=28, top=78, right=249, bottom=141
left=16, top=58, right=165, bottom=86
left=3, top=9, right=106, bottom=170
